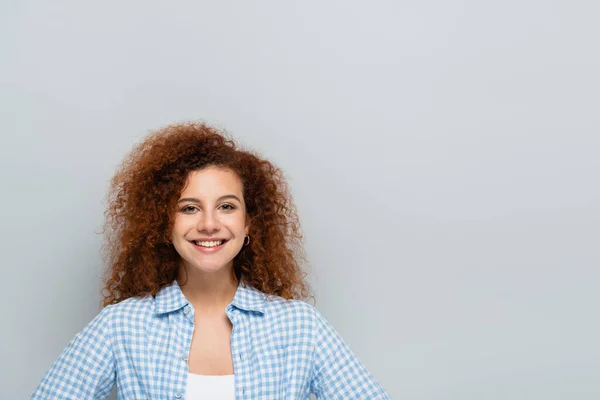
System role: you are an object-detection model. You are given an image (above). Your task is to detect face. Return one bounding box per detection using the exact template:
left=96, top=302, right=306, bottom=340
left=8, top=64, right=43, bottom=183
left=171, top=166, right=249, bottom=276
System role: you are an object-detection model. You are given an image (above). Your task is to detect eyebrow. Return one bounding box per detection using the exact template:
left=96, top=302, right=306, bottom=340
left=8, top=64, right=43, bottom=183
left=177, top=195, right=242, bottom=204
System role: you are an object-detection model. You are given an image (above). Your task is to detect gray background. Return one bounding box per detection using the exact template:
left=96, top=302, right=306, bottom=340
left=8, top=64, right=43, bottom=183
left=1, top=1, right=599, bottom=399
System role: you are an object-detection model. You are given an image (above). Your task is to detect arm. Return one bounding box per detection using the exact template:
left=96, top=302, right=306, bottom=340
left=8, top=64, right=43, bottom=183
left=30, top=305, right=116, bottom=400
left=310, top=307, right=390, bottom=399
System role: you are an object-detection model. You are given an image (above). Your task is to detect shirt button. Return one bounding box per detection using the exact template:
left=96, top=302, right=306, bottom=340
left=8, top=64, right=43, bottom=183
left=183, top=306, right=190, bottom=315
left=239, top=353, right=243, bottom=360
left=175, top=393, right=182, bottom=399
left=182, top=354, right=188, bottom=362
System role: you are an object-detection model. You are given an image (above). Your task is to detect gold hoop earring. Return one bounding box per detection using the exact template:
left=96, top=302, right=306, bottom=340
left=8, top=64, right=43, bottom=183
left=244, top=235, right=250, bottom=246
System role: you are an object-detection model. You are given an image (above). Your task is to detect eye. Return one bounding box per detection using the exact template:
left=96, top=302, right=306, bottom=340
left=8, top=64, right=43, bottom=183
left=220, top=203, right=236, bottom=211
left=180, top=205, right=198, bottom=213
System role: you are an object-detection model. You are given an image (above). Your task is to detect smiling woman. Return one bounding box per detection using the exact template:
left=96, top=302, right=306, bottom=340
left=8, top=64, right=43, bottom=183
left=30, top=122, right=390, bottom=399
left=172, top=168, right=251, bottom=284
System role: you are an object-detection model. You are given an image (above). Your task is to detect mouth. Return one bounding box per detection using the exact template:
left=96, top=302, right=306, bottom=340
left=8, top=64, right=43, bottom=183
left=188, top=239, right=228, bottom=253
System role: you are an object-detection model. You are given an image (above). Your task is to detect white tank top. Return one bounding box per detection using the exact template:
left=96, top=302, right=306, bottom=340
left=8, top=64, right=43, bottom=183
left=185, top=373, right=235, bottom=400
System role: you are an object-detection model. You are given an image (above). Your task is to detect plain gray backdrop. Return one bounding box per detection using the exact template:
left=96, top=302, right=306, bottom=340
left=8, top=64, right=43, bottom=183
left=1, top=1, right=599, bottom=399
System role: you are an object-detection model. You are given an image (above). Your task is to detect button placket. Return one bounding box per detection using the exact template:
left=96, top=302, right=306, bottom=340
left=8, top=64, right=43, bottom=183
left=229, top=309, right=243, bottom=397
left=178, top=305, right=193, bottom=399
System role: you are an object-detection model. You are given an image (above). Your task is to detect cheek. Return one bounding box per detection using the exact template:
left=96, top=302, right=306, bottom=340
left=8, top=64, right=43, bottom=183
left=223, top=214, right=247, bottom=231
left=238, top=220, right=249, bottom=235
left=172, top=216, right=193, bottom=234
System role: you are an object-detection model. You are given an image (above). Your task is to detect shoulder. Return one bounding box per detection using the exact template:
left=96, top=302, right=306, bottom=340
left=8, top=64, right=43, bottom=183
left=98, top=294, right=155, bottom=332
left=260, top=293, right=342, bottom=346
left=258, top=291, right=325, bottom=333
left=263, top=292, right=318, bottom=318
left=235, top=283, right=318, bottom=322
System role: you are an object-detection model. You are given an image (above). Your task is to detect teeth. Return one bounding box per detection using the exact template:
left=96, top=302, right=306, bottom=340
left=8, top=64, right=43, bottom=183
left=195, top=240, right=223, bottom=247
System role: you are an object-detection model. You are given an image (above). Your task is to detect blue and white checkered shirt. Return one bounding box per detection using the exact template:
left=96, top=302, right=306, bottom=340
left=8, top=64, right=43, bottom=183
left=31, top=280, right=390, bottom=399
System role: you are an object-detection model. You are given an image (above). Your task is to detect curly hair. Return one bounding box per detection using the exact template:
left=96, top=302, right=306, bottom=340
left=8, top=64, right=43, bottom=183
left=101, top=122, right=311, bottom=306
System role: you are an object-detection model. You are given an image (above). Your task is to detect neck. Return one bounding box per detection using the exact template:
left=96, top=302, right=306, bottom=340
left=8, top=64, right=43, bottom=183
left=177, top=262, right=239, bottom=314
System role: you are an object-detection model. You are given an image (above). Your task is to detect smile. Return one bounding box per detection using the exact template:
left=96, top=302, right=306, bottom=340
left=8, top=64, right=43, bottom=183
left=189, top=239, right=228, bottom=253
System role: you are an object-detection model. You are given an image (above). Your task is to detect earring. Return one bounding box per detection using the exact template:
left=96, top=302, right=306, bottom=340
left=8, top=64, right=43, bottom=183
left=244, top=235, right=250, bottom=246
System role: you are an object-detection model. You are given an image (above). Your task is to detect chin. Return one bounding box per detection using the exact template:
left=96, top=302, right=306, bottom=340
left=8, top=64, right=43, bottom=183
left=189, top=261, right=232, bottom=273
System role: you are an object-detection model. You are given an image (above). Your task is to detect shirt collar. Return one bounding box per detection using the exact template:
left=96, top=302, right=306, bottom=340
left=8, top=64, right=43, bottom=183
left=154, top=279, right=266, bottom=315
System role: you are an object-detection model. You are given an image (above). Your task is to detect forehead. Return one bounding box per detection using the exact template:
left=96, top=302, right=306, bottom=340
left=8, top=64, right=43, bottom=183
left=180, top=167, right=243, bottom=196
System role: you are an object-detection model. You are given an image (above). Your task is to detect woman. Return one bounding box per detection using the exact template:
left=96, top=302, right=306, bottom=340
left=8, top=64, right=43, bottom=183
left=31, top=122, right=390, bottom=399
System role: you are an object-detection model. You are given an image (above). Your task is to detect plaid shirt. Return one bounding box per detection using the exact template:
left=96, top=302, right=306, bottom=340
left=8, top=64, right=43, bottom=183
left=31, top=280, right=390, bottom=399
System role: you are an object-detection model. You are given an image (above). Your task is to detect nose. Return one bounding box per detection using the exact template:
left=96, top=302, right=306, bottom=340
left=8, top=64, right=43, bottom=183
left=197, top=209, right=220, bottom=233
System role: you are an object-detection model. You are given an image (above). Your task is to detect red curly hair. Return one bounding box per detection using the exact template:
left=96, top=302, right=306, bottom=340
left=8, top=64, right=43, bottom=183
left=101, top=122, right=311, bottom=306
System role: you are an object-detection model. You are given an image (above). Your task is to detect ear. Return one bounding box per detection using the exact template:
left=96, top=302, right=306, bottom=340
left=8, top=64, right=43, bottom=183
left=245, top=215, right=251, bottom=235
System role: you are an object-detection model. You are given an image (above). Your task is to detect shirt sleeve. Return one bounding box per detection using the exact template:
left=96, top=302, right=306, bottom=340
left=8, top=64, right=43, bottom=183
left=309, top=307, right=390, bottom=399
left=30, top=305, right=116, bottom=400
